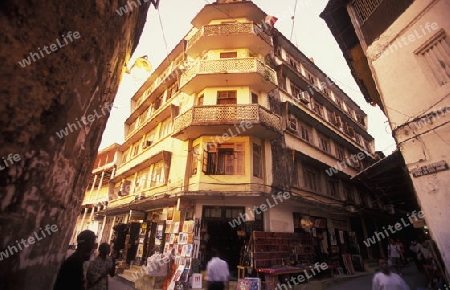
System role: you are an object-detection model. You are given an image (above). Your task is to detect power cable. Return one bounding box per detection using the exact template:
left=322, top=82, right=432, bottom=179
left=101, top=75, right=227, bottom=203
left=157, top=8, right=169, bottom=56
left=290, top=0, right=299, bottom=41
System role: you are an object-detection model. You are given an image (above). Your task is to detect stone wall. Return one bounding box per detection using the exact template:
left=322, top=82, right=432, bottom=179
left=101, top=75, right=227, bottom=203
left=0, top=1, right=152, bottom=289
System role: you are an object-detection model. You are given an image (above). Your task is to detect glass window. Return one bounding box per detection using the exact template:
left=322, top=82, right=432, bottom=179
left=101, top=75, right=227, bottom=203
left=253, top=144, right=262, bottom=178
left=217, top=90, right=237, bottom=105
left=203, top=143, right=244, bottom=175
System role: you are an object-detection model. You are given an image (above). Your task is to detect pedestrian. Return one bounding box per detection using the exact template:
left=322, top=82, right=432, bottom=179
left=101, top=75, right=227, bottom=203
left=409, top=239, right=424, bottom=272
left=372, top=258, right=410, bottom=290
left=206, top=248, right=230, bottom=290
left=395, top=239, right=406, bottom=268
left=53, top=230, right=97, bottom=290
left=388, top=238, right=403, bottom=275
left=86, top=243, right=115, bottom=290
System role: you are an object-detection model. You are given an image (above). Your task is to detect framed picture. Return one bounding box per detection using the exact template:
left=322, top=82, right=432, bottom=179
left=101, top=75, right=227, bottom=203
left=244, top=278, right=261, bottom=290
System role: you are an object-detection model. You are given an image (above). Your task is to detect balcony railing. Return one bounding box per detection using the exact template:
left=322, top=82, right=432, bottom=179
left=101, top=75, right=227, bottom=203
left=173, top=104, right=282, bottom=135
left=187, top=22, right=271, bottom=50
left=180, top=57, right=277, bottom=88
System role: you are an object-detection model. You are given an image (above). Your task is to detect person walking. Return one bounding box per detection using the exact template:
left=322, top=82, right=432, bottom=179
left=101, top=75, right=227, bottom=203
left=86, top=243, right=115, bottom=290
left=388, top=238, right=403, bottom=275
left=206, top=248, right=230, bottom=290
left=372, top=258, right=410, bottom=290
left=53, top=230, right=97, bottom=290
left=409, top=239, right=424, bottom=272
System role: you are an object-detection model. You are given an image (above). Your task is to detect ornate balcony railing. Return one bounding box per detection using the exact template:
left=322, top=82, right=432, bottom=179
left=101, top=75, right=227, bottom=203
left=180, top=57, right=277, bottom=88
left=173, top=104, right=282, bottom=134
left=187, top=22, right=271, bottom=50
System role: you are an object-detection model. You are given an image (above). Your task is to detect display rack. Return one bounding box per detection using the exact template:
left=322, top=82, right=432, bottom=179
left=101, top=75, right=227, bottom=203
left=251, top=231, right=315, bottom=268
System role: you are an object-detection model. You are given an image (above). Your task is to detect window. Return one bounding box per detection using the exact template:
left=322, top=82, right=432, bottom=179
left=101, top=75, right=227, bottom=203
left=343, top=183, right=354, bottom=203
left=318, top=134, right=331, bottom=153
left=154, top=94, right=163, bottom=110
left=335, top=144, right=345, bottom=161
left=220, top=52, right=237, bottom=58
left=251, top=93, right=258, bottom=104
left=290, top=83, right=301, bottom=99
left=197, top=94, right=204, bottom=106
left=217, top=90, right=237, bottom=105
left=303, top=166, right=319, bottom=191
left=253, top=144, right=262, bottom=178
left=335, top=97, right=343, bottom=109
left=191, top=145, right=199, bottom=176
left=312, top=100, right=324, bottom=117
left=299, top=123, right=310, bottom=143
left=279, top=76, right=286, bottom=90
left=288, top=115, right=298, bottom=132
left=364, top=140, right=371, bottom=153
left=159, top=118, right=172, bottom=138
left=167, top=83, right=179, bottom=100
left=356, top=114, right=365, bottom=126
left=122, top=149, right=130, bottom=163
left=327, top=178, right=340, bottom=198
left=150, top=161, right=164, bottom=187
left=133, top=143, right=140, bottom=157
left=306, top=72, right=316, bottom=85
left=415, top=30, right=450, bottom=86
left=203, top=143, right=244, bottom=175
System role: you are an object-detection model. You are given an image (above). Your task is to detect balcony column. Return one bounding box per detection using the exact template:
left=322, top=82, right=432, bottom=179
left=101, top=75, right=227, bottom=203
left=77, top=207, right=88, bottom=241
left=107, top=216, right=117, bottom=244
left=94, top=171, right=106, bottom=204
left=183, top=139, right=194, bottom=192
left=88, top=174, right=98, bottom=204
left=98, top=215, right=107, bottom=243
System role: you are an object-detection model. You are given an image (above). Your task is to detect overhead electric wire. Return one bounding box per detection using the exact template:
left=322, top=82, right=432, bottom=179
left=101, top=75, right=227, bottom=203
left=157, top=8, right=169, bottom=56
left=290, top=0, right=298, bottom=41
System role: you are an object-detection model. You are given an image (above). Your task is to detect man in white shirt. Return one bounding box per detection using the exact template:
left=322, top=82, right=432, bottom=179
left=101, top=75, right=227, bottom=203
left=388, top=238, right=402, bottom=275
left=372, top=258, right=410, bottom=290
left=206, top=249, right=230, bottom=290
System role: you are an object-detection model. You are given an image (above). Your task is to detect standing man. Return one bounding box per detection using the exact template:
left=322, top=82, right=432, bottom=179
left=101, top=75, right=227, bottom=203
left=372, top=258, right=410, bottom=290
left=53, top=230, right=97, bottom=290
left=206, top=249, right=229, bottom=290
left=388, top=238, right=402, bottom=275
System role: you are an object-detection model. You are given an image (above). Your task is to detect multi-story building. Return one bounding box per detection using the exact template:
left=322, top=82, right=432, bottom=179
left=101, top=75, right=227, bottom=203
left=70, top=143, right=120, bottom=246
left=321, top=0, right=450, bottom=277
left=99, top=0, right=406, bottom=278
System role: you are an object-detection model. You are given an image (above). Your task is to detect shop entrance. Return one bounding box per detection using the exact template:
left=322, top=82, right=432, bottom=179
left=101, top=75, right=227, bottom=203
left=201, top=206, right=247, bottom=278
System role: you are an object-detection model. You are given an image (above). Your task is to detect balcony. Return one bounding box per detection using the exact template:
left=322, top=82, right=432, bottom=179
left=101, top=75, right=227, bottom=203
left=187, top=22, right=272, bottom=57
left=180, top=58, right=277, bottom=94
left=172, top=104, right=282, bottom=141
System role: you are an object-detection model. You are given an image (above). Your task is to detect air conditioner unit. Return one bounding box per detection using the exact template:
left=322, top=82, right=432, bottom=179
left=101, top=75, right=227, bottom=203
left=142, top=140, right=152, bottom=149
left=298, top=91, right=310, bottom=104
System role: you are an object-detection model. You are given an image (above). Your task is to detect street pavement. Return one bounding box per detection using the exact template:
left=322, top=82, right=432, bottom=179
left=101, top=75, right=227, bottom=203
left=325, top=262, right=428, bottom=290
left=110, top=276, right=136, bottom=290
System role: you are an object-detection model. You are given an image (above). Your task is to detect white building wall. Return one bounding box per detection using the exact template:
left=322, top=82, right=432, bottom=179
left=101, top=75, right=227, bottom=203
left=364, top=0, right=450, bottom=274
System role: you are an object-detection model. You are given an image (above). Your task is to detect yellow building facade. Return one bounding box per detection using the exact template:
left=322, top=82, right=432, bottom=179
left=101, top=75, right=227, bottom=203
left=90, top=0, right=406, bottom=280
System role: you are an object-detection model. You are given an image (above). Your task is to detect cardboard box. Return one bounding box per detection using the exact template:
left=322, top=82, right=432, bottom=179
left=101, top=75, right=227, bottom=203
left=190, top=273, right=202, bottom=289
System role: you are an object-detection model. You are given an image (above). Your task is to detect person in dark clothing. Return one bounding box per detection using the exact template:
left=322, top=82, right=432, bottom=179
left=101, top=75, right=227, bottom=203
left=53, top=230, right=97, bottom=290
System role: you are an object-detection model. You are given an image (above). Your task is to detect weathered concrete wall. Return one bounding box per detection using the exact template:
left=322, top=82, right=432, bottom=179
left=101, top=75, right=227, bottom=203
left=0, top=1, right=152, bottom=289
left=365, top=0, right=450, bottom=277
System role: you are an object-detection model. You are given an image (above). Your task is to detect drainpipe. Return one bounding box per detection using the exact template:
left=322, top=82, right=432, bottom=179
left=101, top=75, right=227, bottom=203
left=183, top=139, right=194, bottom=192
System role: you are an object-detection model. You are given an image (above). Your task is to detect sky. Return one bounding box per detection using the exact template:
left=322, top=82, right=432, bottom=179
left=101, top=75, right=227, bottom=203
left=99, top=0, right=397, bottom=155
